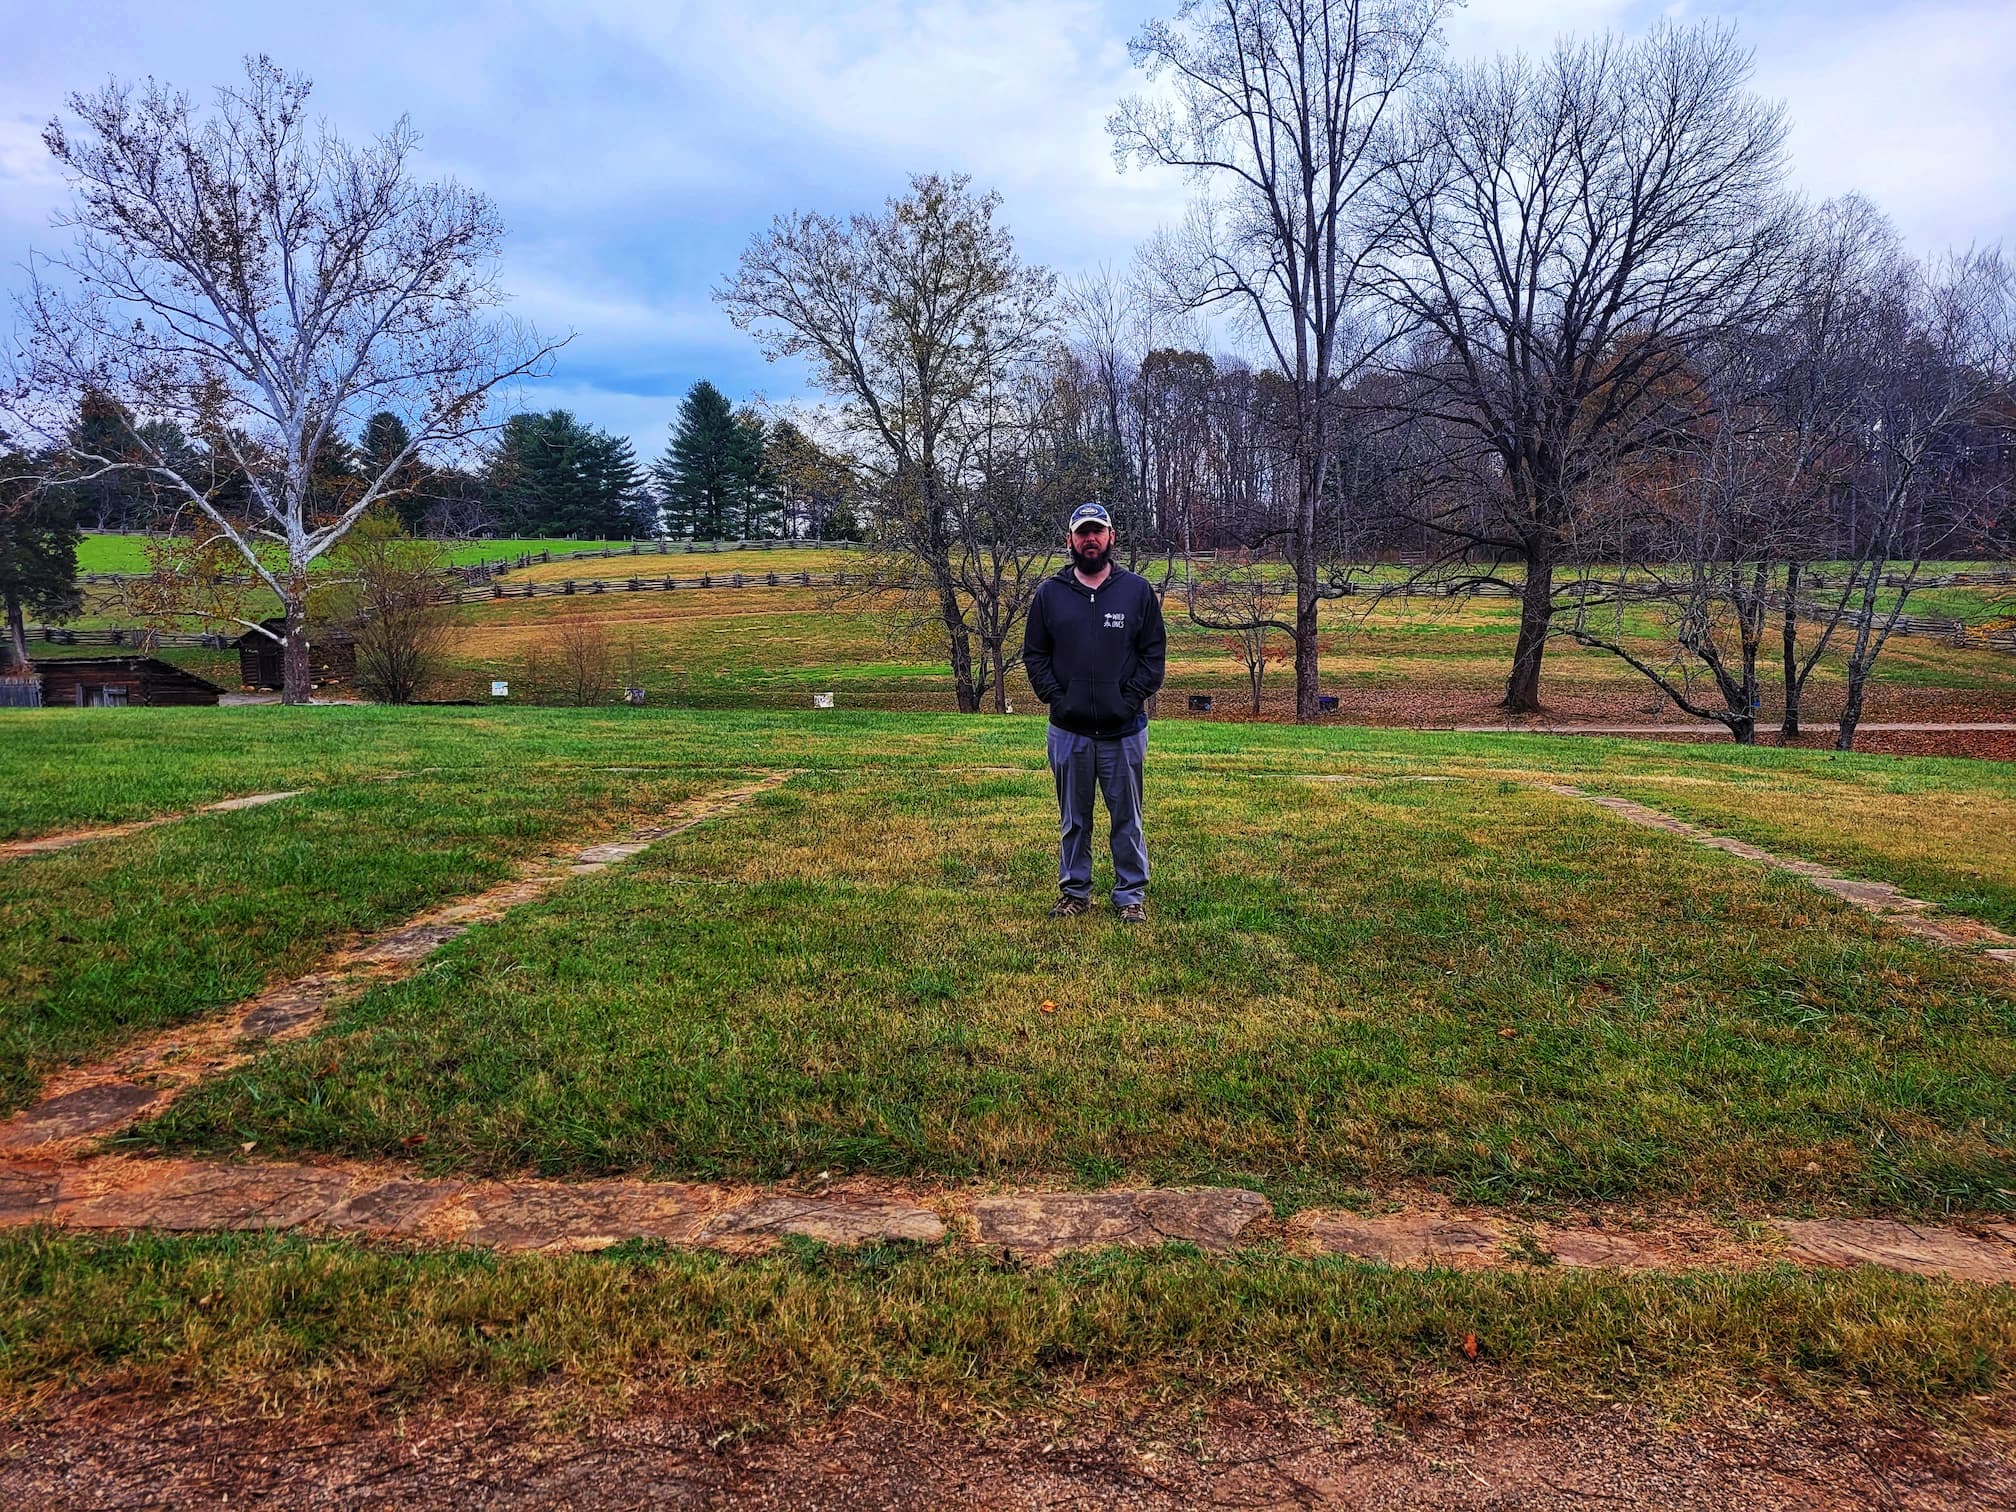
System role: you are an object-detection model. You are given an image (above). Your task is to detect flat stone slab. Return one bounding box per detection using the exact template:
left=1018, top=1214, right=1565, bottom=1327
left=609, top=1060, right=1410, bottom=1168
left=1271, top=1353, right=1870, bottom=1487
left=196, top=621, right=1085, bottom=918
left=239, top=972, right=350, bottom=1037
left=0, top=1082, right=165, bottom=1149
left=61, top=1163, right=356, bottom=1231
left=458, top=1182, right=714, bottom=1251
left=0, top=792, right=305, bottom=862
left=206, top=790, right=305, bottom=813
left=1296, top=1213, right=1508, bottom=1269
left=702, top=1195, right=945, bottom=1247
left=973, top=1188, right=1269, bottom=1256
left=0, top=1164, right=62, bottom=1225
left=1776, top=1219, right=2016, bottom=1285
left=1807, top=876, right=1931, bottom=912
left=351, top=924, right=467, bottom=966
left=321, top=1179, right=468, bottom=1235
left=1544, top=1229, right=1657, bottom=1269
left=573, top=842, right=648, bottom=866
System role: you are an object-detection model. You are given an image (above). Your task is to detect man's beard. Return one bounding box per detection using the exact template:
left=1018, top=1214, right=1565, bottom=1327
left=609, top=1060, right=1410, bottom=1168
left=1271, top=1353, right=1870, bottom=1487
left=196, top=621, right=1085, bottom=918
left=1071, top=538, right=1112, bottom=574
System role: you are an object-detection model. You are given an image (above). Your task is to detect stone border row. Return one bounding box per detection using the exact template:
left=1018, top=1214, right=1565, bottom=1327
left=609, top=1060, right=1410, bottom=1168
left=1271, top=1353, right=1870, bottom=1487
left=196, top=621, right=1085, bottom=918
left=0, top=789, right=305, bottom=862
left=5, top=765, right=2014, bottom=1287
left=5, top=1157, right=2014, bottom=1285
left=0, top=774, right=798, bottom=1157
left=1532, top=782, right=2016, bottom=963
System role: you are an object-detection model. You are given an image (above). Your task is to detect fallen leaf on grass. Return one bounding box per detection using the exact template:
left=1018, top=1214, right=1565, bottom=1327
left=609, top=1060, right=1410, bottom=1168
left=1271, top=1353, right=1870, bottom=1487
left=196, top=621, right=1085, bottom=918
left=401, top=1134, right=428, bottom=1148
left=1497, top=1028, right=1516, bottom=1039
left=1462, top=1333, right=1479, bottom=1360
left=1040, top=1000, right=1057, bottom=1014
left=240, top=1140, right=256, bottom=1153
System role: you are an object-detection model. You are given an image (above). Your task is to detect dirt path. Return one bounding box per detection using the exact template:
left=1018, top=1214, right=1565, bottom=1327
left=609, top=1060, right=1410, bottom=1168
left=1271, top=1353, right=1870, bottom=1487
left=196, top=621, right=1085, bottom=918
left=0, top=789, right=304, bottom=861
left=5, top=1389, right=2011, bottom=1510
left=0, top=773, right=797, bottom=1157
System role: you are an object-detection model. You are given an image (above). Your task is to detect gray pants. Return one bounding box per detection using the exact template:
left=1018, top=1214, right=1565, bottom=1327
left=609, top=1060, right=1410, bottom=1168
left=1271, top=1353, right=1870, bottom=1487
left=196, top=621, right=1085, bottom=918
left=1047, top=725, right=1149, bottom=906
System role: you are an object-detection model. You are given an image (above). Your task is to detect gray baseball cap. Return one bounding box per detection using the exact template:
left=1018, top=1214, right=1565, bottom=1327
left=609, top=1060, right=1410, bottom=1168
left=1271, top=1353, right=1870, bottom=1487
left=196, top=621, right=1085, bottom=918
left=1068, top=502, right=1112, bottom=531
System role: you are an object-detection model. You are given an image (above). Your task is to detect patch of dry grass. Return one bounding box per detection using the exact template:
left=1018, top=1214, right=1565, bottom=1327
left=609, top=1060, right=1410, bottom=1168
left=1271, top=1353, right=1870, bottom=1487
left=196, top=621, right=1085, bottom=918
left=4, top=1230, right=2011, bottom=1419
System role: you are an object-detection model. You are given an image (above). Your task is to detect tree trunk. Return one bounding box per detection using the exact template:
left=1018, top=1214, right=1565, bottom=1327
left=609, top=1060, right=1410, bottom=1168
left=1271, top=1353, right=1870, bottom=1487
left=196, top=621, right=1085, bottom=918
left=1293, top=555, right=1320, bottom=723
left=939, top=584, right=978, bottom=713
left=1836, top=670, right=1869, bottom=752
left=1504, top=553, right=1555, bottom=713
left=990, top=638, right=1008, bottom=713
left=1780, top=562, right=1801, bottom=741
left=4, top=586, right=27, bottom=672
left=1736, top=628, right=1761, bottom=747
left=281, top=579, right=312, bottom=706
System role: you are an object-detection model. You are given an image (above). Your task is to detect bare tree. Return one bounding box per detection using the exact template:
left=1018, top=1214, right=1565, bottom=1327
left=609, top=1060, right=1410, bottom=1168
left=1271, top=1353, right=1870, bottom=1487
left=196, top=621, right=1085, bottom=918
left=1817, top=246, right=2015, bottom=748
left=720, top=173, right=1055, bottom=713
left=4, top=58, right=559, bottom=702
left=320, top=511, right=455, bottom=704
left=519, top=612, right=611, bottom=707
left=1189, top=558, right=1291, bottom=712
left=950, top=365, right=1091, bottom=711
left=1561, top=381, right=1808, bottom=746
left=1113, top=0, right=1451, bottom=722
left=1561, top=202, right=1874, bottom=743
left=1748, top=197, right=1906, bottom=739
left=1372, top=21, right=1796, bottom=712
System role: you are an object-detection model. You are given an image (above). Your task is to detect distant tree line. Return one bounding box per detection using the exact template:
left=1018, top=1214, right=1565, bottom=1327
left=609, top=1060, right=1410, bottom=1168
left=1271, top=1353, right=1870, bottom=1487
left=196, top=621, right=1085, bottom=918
left=719, top=4, right=2015, bottom=745
left=7, top=33, right=2011, bottom=729
left=23, top=383, right=866, bottom=546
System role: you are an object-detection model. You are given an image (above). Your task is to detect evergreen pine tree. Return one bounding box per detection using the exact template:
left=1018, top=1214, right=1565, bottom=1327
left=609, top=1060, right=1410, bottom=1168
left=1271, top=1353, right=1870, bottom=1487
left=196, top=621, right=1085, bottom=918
left=0, top=454, right=84, bottom=668
left=358, top=411, right=428, bottom=531
left=307, top=428, right=362, bottom=522
left=486, top=411, right=651, bottom=538
left=653, top=381, right=755, bottom=540
left=732, top=407, right=781, bottom=539
left=64, top=390, right=150, bottom=530
left=587, top=431, right=653, bottom=537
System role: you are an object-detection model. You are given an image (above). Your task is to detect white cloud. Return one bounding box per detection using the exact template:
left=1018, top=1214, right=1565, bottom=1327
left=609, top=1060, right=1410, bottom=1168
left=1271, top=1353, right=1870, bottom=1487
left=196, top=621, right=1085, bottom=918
left=531, top=0, right=1188, bottom=256
left=0, top=0, right=2006, bottom=453
left=1442, top=0, right=1643, bottom=57
left=1747, top=2, right=2016, bottom=252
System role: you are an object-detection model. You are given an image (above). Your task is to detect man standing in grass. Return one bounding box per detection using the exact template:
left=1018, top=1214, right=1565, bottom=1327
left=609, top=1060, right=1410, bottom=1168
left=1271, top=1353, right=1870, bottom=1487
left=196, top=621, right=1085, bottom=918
left=1021, top=502, right=1166, bottom=922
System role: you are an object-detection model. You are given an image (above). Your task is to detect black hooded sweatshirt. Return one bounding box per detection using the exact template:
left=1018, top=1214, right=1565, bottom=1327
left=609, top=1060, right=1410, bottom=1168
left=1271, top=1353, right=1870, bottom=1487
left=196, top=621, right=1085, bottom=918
left=1021, top=564, right=1167, bottom=738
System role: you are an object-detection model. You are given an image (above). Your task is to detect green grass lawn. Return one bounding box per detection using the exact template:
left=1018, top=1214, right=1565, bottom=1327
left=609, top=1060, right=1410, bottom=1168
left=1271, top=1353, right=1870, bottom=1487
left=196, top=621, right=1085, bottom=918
left=0, top=753, right=726, bottom=1111
left=5, top=707, right=2016, bottom=1422
left=9, top=708, right=2009, bottom=1214
left=137, top=749, right=2016, bottom=1214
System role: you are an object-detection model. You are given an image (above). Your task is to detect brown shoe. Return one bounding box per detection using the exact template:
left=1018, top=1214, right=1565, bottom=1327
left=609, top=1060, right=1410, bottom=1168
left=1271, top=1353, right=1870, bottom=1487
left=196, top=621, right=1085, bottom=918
left=1047, top=893, right=1092, bottom=917
left=1116, top=901, right=1147, bottom=923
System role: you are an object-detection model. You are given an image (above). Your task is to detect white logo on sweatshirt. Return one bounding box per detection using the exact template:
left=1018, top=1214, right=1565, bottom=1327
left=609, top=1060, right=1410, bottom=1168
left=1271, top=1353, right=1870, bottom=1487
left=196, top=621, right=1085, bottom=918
left=1104, top=611, right=1126, bottom=629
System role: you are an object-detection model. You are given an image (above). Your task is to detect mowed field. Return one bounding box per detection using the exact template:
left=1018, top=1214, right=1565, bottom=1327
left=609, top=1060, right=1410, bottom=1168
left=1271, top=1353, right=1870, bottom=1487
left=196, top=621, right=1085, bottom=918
left=45, top=536, right=2016, bottom=728
left=426, top=570, right=2016, bottom=723
left=3, top=706, right=2016, bottom=1437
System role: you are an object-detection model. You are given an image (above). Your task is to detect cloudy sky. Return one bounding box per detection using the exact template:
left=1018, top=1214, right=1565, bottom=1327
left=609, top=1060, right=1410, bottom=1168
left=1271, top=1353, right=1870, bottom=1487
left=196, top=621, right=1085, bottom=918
left=2, top=0, right=2010, bottom=462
